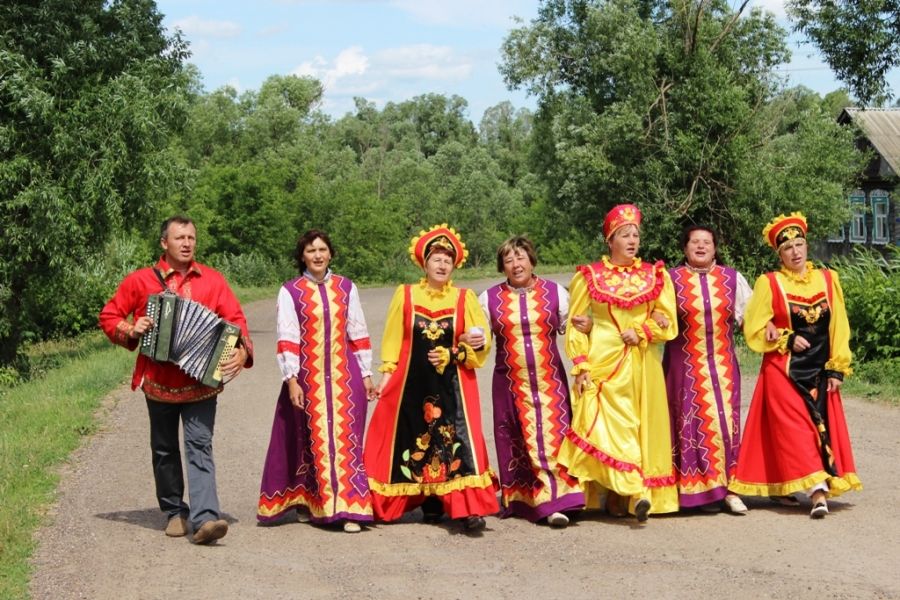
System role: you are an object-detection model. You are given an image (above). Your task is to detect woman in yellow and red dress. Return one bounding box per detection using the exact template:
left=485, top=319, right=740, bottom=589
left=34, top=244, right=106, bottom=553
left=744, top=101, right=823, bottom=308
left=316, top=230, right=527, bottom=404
left=364, top=225, right=498, bottom=531
left=557, top=204, right=679, bottom=522
left=729, top=213, right=862, bottom=518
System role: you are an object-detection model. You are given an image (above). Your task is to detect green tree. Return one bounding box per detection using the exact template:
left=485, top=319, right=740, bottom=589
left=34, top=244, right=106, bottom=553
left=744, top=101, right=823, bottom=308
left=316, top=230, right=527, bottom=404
left=788, top=0, right=900, bottom=105
left=0, top=0, right=190, bottom=366
left=501, top=0, right=863, bottom=273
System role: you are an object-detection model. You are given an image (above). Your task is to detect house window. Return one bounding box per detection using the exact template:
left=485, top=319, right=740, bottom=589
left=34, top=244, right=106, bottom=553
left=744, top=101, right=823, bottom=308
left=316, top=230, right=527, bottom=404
left=871, top=190, right=890, bottom=244
left=828, top=224, right=845, bottom=243
left=849, top=191, right=867, bottom=243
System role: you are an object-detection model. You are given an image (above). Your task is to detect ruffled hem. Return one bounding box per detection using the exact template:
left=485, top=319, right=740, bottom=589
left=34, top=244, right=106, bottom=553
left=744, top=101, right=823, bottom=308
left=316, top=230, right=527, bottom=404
left=367, top=470, right=496, bottom=497
left=257, top=491, right=373, bottom=522
left=728, top=471, right=862, bottom=499
left=369, top=474, right=499, bottom=521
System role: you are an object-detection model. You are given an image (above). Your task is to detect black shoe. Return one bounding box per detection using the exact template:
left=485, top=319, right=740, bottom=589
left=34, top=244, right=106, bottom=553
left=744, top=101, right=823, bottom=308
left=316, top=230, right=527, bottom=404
left=635, top=499, right=652, bottom=522
left=464, top=515, right=486, bottom=531
left=422, top=511, right=443, bottom=524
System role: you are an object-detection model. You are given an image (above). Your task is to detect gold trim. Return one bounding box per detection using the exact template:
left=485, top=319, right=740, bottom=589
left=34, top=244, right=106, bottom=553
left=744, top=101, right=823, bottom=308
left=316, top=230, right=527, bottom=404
left=368, top=471, right=495, bottom=497
left=729, top=471, right=862, bottom=499
left=779, top=261, right=816, bottom=284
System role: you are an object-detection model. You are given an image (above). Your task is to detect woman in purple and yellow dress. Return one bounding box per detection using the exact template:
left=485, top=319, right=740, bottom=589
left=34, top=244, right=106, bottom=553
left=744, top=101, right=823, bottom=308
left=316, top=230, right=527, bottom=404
left=479, top=236, right=585, bottom=528
left=557, top=204, right=679, bottom=522
left=258, top=230, right=375, bottom=533
left=663, top=225, right=752, bottom=514
left=729, top=213, right=862, bottom=518
left=364, top=225, right=498, bottom=531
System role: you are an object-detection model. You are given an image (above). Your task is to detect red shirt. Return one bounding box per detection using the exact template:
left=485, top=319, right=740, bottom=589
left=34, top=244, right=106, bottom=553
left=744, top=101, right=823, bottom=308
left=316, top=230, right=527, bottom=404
left=99, top=257, right=254, bottom=402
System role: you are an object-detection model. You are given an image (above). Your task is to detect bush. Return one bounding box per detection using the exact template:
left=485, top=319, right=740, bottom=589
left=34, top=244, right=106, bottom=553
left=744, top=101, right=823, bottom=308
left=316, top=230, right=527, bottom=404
left=830, top=248, right=900, bottom=362
left=210, top=251, right=294, bottom=287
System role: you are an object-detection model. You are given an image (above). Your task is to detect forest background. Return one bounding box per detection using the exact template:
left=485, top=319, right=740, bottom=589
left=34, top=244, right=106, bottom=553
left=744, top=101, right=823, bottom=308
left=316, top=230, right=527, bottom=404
left=2, top=0, right=900, bottom=379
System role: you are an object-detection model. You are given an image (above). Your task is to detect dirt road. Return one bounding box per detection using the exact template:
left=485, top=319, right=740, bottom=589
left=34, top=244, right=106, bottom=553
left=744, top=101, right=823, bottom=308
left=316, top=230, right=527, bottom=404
left=30, top=278, right=900, bottom=599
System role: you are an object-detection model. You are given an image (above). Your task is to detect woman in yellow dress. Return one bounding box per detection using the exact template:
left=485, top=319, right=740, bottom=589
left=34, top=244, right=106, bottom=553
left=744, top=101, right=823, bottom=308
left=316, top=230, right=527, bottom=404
left=364, top=225, right=498, bottom=531
left=557, top=204, right=679, bottom=522
left=729, top=213, right=861, bottom=518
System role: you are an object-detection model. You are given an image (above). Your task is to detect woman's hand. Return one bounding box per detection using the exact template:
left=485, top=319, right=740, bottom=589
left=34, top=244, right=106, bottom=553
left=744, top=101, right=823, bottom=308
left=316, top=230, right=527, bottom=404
left=827, top=377, right=843, bottom=392
left=621, top=328, right=640, bottom=346
left=363, top=376, right=377, bottom=402
left=571, top=315, right=592, bottom=334
left=764, top=321, right=779, bottom=343
left=287, top=377, right=305, bottom=409
left=650, top=310, right=669, bottom=330
left=574, top=371, right=591, bottom=396
left=792, top=335, right=810, bottom=353
left=458, top=330, right=486, bottom=349
left=376, top=372, right=392, bottom=399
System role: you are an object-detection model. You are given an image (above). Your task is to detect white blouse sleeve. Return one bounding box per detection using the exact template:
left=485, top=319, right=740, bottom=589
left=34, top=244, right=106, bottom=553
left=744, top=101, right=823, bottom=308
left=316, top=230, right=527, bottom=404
left=734, top=271, right=752, bottom=327
left=275, top=285, right=300, bottom=381
left=478, top=290, right=492, bottom=332
left=556, top=281, right=570, bottom=334
left=346, top=282, right=373, bottom=378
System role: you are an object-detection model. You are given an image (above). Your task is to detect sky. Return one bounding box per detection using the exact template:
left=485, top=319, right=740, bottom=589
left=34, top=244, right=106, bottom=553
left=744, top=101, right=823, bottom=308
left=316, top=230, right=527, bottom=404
left=155, top=0, right=900, bottom=122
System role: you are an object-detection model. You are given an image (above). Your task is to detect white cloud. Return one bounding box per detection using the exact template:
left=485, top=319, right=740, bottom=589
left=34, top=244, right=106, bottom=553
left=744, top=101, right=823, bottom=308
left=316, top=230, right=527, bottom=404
left=292, top=46, right=370, bottom=90
left=172, top=15, right=241, bottom=38
left=290, top=44, right=472, bottom=97
left=375, top=45, right=473, bottom=81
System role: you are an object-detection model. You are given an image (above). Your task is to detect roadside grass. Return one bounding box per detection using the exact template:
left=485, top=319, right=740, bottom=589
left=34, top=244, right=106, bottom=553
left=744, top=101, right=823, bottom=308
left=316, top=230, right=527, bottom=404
left=0, top=286, right=273, bottom=600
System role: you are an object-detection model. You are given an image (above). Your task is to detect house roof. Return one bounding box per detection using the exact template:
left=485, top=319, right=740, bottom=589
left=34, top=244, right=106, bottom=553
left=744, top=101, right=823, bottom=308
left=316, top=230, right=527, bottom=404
left=840, top=107, right=900, bottom=177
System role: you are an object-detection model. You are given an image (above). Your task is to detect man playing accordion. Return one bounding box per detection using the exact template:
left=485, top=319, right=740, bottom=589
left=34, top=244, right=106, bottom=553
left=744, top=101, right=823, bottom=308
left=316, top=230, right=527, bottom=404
left=99, top=215, right=253, bottom=545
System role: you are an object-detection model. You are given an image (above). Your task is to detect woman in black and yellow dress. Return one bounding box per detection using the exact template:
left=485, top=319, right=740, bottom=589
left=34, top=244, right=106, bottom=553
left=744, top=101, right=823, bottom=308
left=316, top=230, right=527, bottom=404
left=364, top=225, right=498, bottom=531
left=730, top=213, right=862, bottom=518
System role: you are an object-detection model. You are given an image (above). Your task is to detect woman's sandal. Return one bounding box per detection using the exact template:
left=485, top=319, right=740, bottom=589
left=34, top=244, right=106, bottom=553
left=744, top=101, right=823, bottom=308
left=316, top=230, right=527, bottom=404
left=723, top=495, right=748, bottom=515
left=810, top=500, right=829, bottom=519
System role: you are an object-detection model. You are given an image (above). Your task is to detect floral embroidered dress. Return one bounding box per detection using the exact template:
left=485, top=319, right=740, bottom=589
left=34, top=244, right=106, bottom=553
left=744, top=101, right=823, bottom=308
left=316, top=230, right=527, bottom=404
left=257, top=270, right=374, bottom=524
left=557, top=257, right=679, bottom=515
left=663, top=264, right=750, bottom=507
left=364, top=280, right=498, bottom=521
left=479, top=278, right=584, bottom=521
left=729, top=263, right=862, bottom=498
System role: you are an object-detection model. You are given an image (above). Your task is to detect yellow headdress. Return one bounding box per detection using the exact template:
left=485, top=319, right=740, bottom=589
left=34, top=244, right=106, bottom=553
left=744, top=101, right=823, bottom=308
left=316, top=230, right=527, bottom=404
left=409, top=224, right=468, bottom=269
left=762, top=212, right=808, bottom=250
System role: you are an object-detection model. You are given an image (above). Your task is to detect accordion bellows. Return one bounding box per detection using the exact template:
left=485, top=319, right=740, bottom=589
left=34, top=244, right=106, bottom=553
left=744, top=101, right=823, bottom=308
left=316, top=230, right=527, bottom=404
left=140, top=293, right=241, bottom=388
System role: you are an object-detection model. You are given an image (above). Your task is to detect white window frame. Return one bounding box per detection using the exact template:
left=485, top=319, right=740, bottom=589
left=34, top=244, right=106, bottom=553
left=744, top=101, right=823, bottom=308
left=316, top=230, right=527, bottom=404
left=871, top=189, right=890, bottom=245
left=849, top=191, right=867, bottom=243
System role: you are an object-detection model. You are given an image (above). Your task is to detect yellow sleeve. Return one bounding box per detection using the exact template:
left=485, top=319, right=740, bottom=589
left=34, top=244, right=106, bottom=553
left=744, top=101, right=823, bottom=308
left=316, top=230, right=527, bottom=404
left=825, top=270, right=853, bottom=377
left=565, top=271, right=592, bottom=374
left=633, top=268, right=678, bottom=347
left=743, top=274, right=788, bottom=354
left=458, top=288, right=491, bottom=369
left=379, top=285, right=406, bottom=374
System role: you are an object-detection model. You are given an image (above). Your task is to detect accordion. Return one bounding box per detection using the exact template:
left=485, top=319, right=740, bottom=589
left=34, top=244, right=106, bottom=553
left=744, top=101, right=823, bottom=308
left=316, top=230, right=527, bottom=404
left=140, top=293, right=242, bottom=388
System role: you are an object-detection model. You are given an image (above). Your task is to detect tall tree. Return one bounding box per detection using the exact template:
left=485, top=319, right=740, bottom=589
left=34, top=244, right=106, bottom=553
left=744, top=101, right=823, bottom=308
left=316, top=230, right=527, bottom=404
left=788, top=0, right=900, bottom=105
left=501, top=0, right=863, bottom=272
left=0, top=0, right=191, bottom=365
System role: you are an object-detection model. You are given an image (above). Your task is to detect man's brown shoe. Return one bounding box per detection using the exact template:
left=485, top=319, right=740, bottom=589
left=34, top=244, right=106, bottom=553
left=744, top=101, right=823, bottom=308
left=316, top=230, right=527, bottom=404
left=193, top=519, right=228, bottom=545
left=165, top=516, right=188, bottom=537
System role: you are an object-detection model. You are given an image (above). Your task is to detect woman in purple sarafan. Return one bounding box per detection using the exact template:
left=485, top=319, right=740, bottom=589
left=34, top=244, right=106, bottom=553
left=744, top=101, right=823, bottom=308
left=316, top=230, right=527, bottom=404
left=479, top=236, right=585, bottom=528
left=662, top=225, right=751, bottom=514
